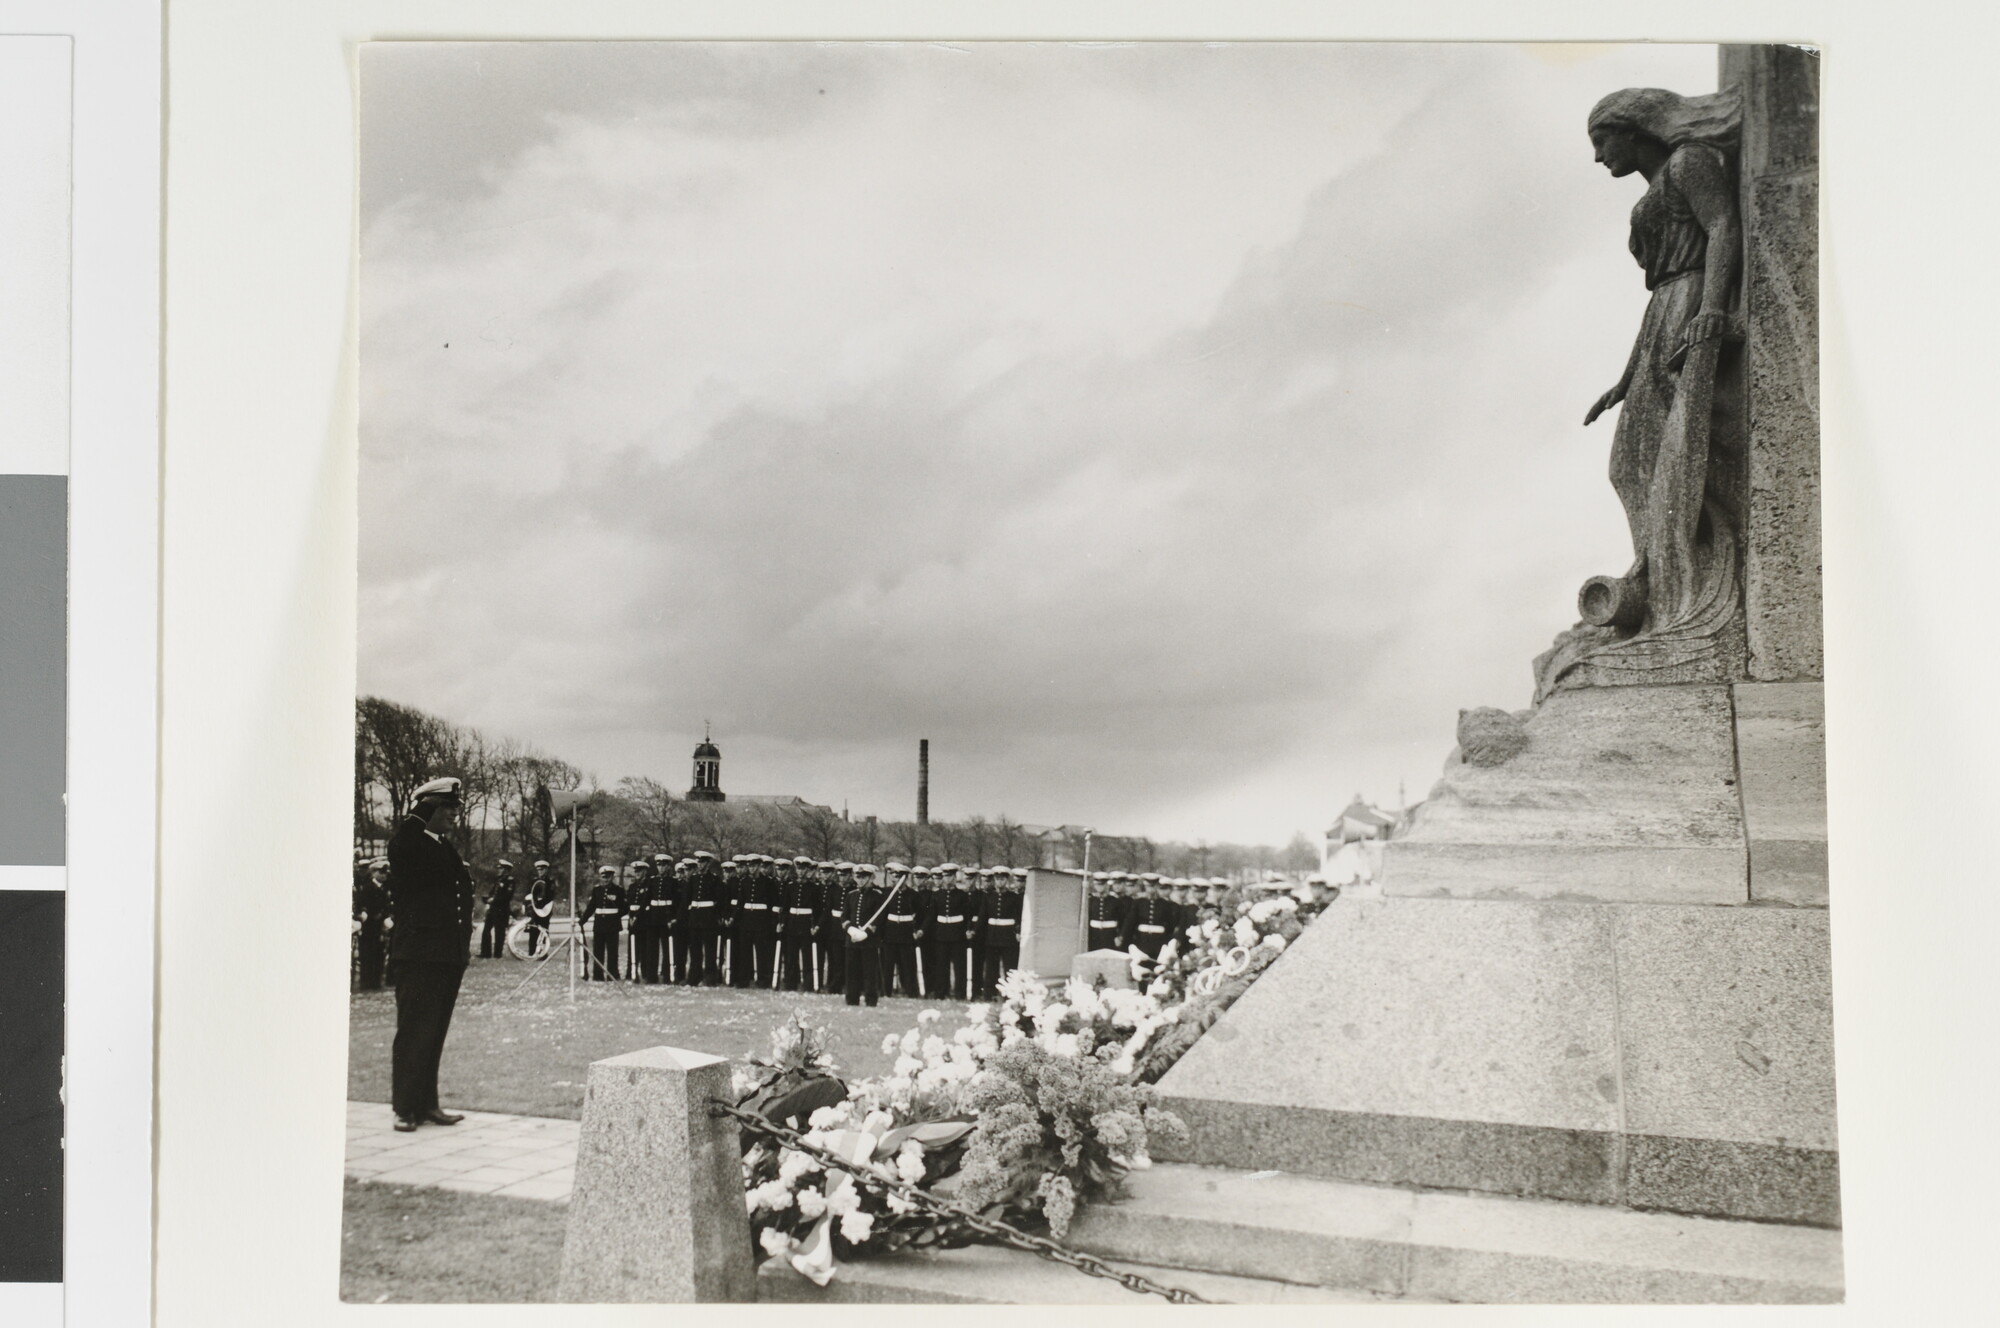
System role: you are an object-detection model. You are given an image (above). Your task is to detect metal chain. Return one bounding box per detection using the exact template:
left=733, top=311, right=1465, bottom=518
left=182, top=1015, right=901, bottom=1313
left=713, top=1098, right=1210, bottom=1305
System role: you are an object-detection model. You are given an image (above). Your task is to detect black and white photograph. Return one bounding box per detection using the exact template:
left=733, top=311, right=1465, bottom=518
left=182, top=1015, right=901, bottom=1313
left=342, top=39, right=1834, bottom=1305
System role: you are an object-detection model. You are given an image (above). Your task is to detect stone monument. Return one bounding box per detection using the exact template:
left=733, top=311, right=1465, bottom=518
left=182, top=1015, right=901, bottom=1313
left=1156, top=46, right=1835, bottom=1238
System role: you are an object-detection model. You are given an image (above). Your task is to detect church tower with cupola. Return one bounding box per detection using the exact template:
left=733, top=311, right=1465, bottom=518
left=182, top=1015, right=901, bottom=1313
left=687, top=722, right=725, bottom=802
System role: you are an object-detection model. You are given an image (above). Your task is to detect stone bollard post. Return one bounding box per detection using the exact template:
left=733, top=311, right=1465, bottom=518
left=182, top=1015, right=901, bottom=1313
left=1070, top=949, right=1135, bottom=990
left=558, top=1046, right=755, bottom=1303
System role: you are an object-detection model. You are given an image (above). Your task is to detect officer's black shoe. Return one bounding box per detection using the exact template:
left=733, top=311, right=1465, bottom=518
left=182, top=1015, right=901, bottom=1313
left=393, top=1116, right=419, bottom=1133
left=422, top=1109, right=464, bottom=1126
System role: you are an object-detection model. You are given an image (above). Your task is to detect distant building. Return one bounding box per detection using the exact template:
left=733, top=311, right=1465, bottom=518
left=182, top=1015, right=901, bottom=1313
left=688, top=727, right=724, bottom=802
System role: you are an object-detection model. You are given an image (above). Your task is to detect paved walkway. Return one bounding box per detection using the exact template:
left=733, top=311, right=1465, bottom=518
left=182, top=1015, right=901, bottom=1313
left=345, top=1101, right=578, bottom=1203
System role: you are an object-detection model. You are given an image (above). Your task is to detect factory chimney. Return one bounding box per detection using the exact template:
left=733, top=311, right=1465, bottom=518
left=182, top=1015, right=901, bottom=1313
left=917, top=739, right=930, bottom=825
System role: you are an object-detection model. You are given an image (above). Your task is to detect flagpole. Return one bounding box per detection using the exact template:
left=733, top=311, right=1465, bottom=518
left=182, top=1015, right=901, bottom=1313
left=568, top=806, right=579, bottom=1003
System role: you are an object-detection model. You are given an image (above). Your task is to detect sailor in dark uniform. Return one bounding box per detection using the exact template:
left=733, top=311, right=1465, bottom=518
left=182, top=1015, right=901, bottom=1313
left=623, top=859, right=661, bottom=983
left=582, top=865, right=625, bottom=980
left=930, top=864, right=976, bottom=1001
left=684, top=851, right=727, bottom=986
left=354, top=857, right=391, bottom=990
left=1128, top=874, right=1177, bottom=962
left=386, top=776, right=475, bottom=1131
left=777, top=857, right=815, bottom=992
left=478, top=859, right=517, bottom=958
left=520, top=859, right=557, bottom=958
left=842, top=863, right=887, bottom=1007
left=816, top=860, right=846, bottom=994
left=977, top=869, right=1025, bottom=998
left=734, top=854, right=781, bottom=988
left=876, top=864, right=922, bottom=998
left=1086, top=871, right=1128, bottom=955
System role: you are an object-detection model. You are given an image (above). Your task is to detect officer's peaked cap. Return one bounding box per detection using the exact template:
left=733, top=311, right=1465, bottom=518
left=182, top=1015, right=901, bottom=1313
left=410, top=776, right=462, bottom=804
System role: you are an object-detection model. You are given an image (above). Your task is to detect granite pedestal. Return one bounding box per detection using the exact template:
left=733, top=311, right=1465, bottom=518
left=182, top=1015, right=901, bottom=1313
left=557, top=1046, right=756, bottom=1303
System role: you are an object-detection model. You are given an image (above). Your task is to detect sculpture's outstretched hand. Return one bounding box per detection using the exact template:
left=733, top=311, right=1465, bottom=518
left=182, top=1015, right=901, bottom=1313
left=1584, top=385, right=1625, bottom=426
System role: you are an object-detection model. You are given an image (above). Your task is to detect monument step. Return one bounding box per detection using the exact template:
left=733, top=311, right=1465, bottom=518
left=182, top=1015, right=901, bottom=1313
left=754, top=1242, right=1392, bottom=1304
left=1063, top=1162, right=1842, bottom=1304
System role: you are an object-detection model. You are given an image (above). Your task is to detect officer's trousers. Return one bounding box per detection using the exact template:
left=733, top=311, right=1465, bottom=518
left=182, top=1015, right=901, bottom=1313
left=843, top=942, right=882, bottom=1006
left=356, top=927, right=386, bottom=989
left=479, top=912, right=509, bottom=958
left=588, top=922, right=621, bottom=980
left=391, top=960, right=464, bottom=1119
left=521, top=918, right=547, bottom=957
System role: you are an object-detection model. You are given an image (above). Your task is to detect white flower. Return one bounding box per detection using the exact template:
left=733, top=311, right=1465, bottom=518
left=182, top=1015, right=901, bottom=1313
left=839, top=1210, right=875, bottom=1244
left=759, top=1227, right=793, bottom=1258
left=886, top=1191, right=916, bottom=1215
left=900, top=1029, right=921, bottom=1057
left=1233, top=917, right=1259, bottom=947
left=1294, top=884, right=1316, bottom=903
left=921, top=1034, right=947, bottom=1063
left=1033, top=1002, right=1068, bottom=1034
left=893, top=1054, right=923, bottom=1077
left=918, top=1008, right=942, bottom=1027
left=1052, top=1032, right=1081, bottom=1058
left=779, top=1148, right=819, bottom=1183
left=895, top=1142, right=926, bottom=1184
left=1248, top=900, right=1279, bottom=924
left=807, top=1105, right=848, bottom=1131
left=1109, top=1049, right=1136, bottom=1076
left=822, top=1184, right=858, bottom=1218
left=747, top=1180, right=793, bottom=1213
left=795, top=1185, right=827, bottom=1219
left=1262, top=933, right=1288, bottom=953
left=880, top=1034, right=899, bottom=1056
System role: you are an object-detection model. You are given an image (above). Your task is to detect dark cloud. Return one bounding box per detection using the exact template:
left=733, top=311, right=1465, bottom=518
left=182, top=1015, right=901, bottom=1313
left=359, top=42, right=1716, bottom=841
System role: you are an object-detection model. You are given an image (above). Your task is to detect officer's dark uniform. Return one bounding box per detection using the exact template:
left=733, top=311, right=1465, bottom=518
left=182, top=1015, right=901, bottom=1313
left=976, top=878, right=1023, bottom=998
left=816, top=865, right=846, bottom=994
left=583, top=873, right=625, bottom=980
left=386, top=809, right=474, bottom=1123
left=684, top=860, right=727, bottom=986
left=878, top=871, right=922, bottom=998
left=777, top=862, right=816, bottom=992
left=354, top=869, right=390, bottom=990
left=1086, top=879, right=1128, bottom=954
left=479, top=873, right=516, bottom=958
left=734, top=860, right=780, bottom=988
left=842, top=871, right=887, bottom=1007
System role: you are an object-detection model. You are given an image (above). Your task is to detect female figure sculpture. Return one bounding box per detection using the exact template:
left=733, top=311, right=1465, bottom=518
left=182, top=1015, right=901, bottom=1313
left=1534, top=86, right=1745, bottom=700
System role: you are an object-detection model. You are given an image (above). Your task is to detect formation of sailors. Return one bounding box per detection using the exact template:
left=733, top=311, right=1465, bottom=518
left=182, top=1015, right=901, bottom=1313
left=355, top=848, right=1284, bottom=1004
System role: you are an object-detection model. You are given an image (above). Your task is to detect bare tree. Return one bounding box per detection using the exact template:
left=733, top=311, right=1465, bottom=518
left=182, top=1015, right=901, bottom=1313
left=993, top=815, right=1021, bottom=868
left=616, top=776, right=682, bottom=860
left=685, top=801, right=740, bottom=859
left=791, top=804, right=846, bottom=862
left=963, top=814, right=990, bottom=867
left=850, top=815, right=882, bottom=866
left=887, top=820, right=924, bottom=866
left=932, top=819, right=964, bottom=863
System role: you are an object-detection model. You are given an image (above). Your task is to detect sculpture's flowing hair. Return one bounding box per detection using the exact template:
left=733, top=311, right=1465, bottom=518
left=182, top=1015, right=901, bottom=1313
left=1587, top=87, right=1740, bottom=150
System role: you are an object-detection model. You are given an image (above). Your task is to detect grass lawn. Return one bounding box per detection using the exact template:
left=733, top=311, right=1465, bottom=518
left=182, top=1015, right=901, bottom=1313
left=348, top=956, right=974, bottom=1119
left=341, top=1179, right=567, bottom=1304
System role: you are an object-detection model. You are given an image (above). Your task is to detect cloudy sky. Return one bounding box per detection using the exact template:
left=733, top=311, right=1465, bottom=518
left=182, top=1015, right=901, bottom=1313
left=358, top=40, right=1716, bottom=845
